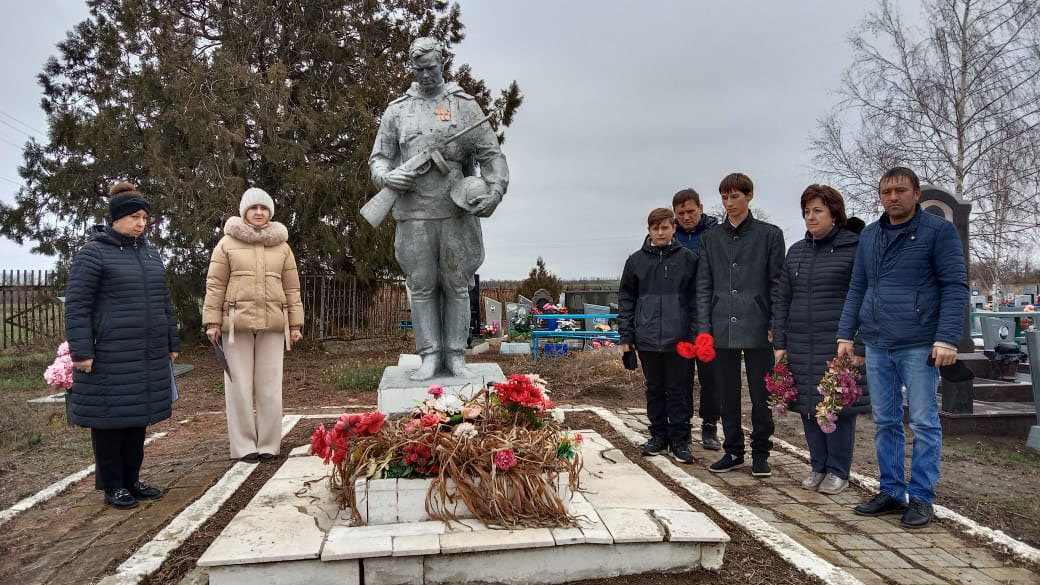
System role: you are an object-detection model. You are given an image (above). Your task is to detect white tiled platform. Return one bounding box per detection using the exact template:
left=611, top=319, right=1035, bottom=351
left=198, top=430, right=729, bottom=585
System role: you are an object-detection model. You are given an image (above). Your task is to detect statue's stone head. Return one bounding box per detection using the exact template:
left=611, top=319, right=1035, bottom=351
left=408, top=37, right=445, bottom=91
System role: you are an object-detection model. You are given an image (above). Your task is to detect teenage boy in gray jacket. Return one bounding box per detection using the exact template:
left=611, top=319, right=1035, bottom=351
left=696, top=173, right=786, bottom=477
left=619, top=208, right=700, bottom=464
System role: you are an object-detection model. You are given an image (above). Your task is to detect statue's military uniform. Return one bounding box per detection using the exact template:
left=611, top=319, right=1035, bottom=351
left=369, top=82, right=509, bottom=366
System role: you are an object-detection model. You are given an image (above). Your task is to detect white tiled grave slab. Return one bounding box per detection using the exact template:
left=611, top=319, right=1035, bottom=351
left=198, top=431, right=729, bottom=585
left=377, top=354, right=506, bottom=415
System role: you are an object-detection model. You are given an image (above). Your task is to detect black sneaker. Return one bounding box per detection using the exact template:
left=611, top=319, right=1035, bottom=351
left=669, top=444, right=695, bottom=464
left=701, top=424, right=722, bottom=451
left=853, top=492, right=908, bottom=517
left=708, top=453, right=746, bottom=473
left=751, top=459, right=772, bottom=477
left=641, top=436, right=668, bottom=456
left=259, top=453, right=276, bottom=462
left=900, top=498, right=933, bottom=528
left=241, top=452, right=260, bottom=463
left=105, top=488, right=139, bottom=510
left=128, top=481, right=162, bottom=500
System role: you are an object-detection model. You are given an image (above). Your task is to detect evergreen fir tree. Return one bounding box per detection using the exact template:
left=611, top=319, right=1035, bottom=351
left=1, top=0, right=522, bottom=334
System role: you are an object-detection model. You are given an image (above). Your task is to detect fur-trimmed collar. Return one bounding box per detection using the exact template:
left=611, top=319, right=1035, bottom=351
left=224, top=216, right=289, bottom=246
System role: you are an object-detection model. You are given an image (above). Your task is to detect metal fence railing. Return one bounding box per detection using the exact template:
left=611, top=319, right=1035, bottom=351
left=299, top=275, right=408, bottom=340
left=1, top=270, right=65, bottom=350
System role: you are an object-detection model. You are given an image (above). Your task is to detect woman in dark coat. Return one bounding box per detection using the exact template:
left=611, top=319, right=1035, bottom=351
left=65, top=182, right=180, bottom=510
left=772, top=184, right=868, bottom=495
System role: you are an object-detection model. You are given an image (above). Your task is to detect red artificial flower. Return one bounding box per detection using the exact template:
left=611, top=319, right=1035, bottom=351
left=695, top=333, right=715, bottom=348
left=331, top=435, right=350, bottom=466
left=697, top=345, right=716, bottom=362
left=420, top=412, right=441, bottom=428
left=494, top=449, right=517, bottom=471
left=574, top=432, right=584, bottom=443
left=676, top=341, right=697, bottom=359
left=355, top=411, right=387, bottom=436
left=309, top=423, right=326, bottom=456
left=334, top=420, right=347, bottom=432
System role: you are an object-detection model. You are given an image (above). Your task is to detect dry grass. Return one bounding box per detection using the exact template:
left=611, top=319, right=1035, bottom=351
left=527, top=347, right=645, bottom=404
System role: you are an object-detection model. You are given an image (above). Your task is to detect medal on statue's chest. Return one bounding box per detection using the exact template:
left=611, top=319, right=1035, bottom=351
left=434, top=107, right=451, bottom=121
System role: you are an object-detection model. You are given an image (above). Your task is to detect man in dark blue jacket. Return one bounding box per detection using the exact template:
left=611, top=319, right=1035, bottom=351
left=672, top=188, right=722, bottom=450
left=836, top=167, right=968, bottom=529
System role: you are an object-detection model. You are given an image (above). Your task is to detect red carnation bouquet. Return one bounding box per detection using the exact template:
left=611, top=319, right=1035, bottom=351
left=676, top=333, right=716, bottom=362
left=765, top=358, right=797, bottom=417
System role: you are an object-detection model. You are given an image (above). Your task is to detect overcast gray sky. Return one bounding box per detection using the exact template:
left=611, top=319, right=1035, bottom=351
left=0, top=1, right=889, bottom=279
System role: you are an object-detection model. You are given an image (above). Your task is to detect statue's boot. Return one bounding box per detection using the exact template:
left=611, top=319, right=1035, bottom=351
left=409, top=298, right=442, bottom=381
left=411, top=352, right=442, bottom=381
left=443, top=290, right=472, bottom=377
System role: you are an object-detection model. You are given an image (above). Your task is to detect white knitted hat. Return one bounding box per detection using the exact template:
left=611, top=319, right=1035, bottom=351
left=239, top=187, right=275, bottom=217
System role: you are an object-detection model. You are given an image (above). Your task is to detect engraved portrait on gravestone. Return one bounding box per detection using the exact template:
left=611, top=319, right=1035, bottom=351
left=368, top=37, right=509, bottom=380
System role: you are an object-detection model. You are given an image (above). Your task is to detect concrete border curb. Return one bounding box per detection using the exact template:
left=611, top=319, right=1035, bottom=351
left=98, top=415, right=303, bottom=585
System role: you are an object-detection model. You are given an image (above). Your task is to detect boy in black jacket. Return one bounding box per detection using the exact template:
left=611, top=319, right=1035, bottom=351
left=696, top=173, right=785, bottom=477
left=619, top=208, right=700, bottom=464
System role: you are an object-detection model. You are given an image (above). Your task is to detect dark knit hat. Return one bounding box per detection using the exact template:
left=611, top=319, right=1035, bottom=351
left=108, top=182, right=151, bottom=221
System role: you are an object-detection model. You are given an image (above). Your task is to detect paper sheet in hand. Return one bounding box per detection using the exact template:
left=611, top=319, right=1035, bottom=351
left=214, top=339, right=233, bottom=382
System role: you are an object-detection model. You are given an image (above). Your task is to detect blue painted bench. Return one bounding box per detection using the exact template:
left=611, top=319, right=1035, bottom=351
left=530, top=313, right=620, bottom=361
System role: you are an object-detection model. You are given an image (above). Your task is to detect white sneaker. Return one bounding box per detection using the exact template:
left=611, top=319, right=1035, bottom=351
left=818, top=473, right=849, bottom=495
left=801, top=472, right=826, bottom=490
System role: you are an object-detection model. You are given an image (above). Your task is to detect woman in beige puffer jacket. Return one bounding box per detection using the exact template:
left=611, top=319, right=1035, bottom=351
left=203, top=188, right=304, bottom=462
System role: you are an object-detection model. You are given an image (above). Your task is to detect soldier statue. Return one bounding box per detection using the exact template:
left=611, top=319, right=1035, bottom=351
left=368, top=37, right=509, bottom=380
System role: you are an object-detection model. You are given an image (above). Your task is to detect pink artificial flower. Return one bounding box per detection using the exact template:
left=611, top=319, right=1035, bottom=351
left=574, top=433, right=583, bottom=443
left=819, top=421, right=837, bottom=434
left=405, top=419, right=422, bottom=434
left=461, top=404, right=482, bottom=419
left=494, top=449, right=517, bottom=471
left=427, top=385, right=445, bottom=399
left=57, top=341, right=70, bottom=357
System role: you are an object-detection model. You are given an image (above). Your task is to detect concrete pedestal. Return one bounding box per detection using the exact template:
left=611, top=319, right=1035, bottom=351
left=376, top=355, right=506, bottom=416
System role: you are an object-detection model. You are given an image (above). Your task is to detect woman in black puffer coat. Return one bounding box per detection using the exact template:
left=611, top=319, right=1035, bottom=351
left=65, top=182, right=180, bottom=510
left=772, top=184, right=868, bottom=496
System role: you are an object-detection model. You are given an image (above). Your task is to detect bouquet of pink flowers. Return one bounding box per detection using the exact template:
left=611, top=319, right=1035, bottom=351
left=814, top=354, right=863, bottom=433
left=764, top=357, right=797, bottom=417
left=43, top=341, right=74, bottom=390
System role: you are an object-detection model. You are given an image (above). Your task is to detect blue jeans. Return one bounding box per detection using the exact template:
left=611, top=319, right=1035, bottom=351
left=865, top=344, right=941, bottom=503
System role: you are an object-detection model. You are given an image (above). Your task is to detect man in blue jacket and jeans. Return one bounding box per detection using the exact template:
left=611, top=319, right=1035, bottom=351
left=836, top=167, right=968, bottom=528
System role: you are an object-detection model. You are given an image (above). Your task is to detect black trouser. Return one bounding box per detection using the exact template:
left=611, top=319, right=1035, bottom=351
left=715, top=348, right=774, bottom=460
left=639, top=350, right=691, bottom=446
left=686, top=357, right=720, bottom=426
left=91, top=427, right=146, bottom=494
left=802, top=412, right=856, bottom=479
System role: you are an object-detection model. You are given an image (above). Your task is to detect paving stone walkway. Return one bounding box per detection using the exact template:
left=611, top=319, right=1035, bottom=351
left=0, top=425, right=235, bottom=585
left=614, top=408, right=1040, bottom=585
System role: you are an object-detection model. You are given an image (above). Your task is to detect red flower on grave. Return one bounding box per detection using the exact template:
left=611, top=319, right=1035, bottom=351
left=354, top=411, right=387, bottom=436
left=494, top=449, right=517, bottom=471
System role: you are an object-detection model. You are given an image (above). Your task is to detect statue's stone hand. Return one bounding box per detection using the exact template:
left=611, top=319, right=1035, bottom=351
left=384, top=168, right=417, bottom=191
left=471, top=192, right=503, bottom=218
